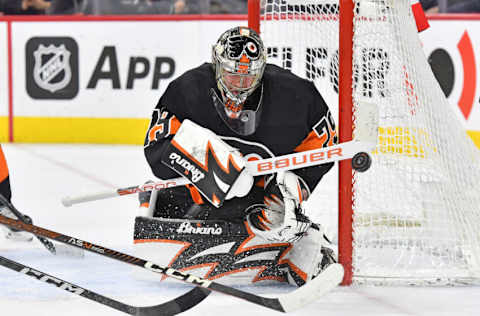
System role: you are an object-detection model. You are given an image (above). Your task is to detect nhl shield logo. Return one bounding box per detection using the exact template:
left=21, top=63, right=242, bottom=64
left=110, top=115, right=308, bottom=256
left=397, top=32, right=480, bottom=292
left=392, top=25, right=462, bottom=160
left=33, top=44, right=72, bottom=93
left=26, top=37, right=79, bottom=99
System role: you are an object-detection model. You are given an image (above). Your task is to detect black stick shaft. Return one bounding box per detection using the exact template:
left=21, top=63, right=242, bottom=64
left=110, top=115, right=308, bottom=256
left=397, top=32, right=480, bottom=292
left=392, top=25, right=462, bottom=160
left=0, top=255, right=209, bottom=316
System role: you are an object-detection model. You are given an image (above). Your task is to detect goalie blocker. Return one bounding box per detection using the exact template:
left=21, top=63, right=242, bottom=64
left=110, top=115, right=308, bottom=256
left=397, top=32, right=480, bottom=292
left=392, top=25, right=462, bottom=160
left=160, top=119, right=253, bottom=207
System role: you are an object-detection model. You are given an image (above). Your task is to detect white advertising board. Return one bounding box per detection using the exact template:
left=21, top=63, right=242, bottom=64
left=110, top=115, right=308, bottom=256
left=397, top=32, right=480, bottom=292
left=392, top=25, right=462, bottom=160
left=12, top=20, right=241, bottom=119
left=2, top=17, right=480, bottom=144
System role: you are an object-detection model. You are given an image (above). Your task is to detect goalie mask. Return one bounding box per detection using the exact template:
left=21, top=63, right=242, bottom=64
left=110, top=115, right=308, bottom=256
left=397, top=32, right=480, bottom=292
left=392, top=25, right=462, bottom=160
left=212, top=26, right=266, bottom=135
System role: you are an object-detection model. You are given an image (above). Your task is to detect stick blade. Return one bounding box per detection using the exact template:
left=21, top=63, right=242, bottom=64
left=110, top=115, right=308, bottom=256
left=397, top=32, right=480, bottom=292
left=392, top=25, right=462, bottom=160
left=278, top=263, right=344, bottom=312
left=354, top=102, right=379, bottom=144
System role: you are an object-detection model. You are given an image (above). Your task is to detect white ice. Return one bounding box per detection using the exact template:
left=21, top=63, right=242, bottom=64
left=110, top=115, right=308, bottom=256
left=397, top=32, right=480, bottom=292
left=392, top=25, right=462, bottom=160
left=0, top=143, right=478, bottom=316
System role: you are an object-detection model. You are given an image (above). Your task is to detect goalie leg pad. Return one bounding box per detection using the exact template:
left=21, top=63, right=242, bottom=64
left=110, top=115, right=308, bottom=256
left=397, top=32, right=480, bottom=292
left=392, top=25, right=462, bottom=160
left=278, top=224, right=337, bottom=286
left=247, top=208, right=335, bottom=286
left=133, top=216, right=315, bottom=285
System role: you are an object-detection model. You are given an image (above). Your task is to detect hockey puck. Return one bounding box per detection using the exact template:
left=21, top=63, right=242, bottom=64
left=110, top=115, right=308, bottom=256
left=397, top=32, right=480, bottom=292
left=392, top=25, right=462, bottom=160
left=351, top=152, right=372, bottom=172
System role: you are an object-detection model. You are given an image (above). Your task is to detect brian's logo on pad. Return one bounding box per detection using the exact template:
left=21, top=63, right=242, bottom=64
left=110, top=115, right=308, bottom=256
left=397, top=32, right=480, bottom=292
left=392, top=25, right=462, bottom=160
left=26, top=37, right=79, bottom=99
left=176, top=222, right=222, bottom=235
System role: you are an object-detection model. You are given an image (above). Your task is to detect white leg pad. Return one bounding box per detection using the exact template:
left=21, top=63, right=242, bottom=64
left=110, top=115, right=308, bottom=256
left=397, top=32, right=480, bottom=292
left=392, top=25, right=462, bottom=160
left=283, top=226, right=326, bottom=284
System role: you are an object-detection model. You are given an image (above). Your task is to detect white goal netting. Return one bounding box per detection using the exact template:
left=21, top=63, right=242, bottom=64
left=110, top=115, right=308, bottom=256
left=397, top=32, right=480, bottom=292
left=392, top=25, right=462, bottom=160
left=253, top=0, right=480, bottom=285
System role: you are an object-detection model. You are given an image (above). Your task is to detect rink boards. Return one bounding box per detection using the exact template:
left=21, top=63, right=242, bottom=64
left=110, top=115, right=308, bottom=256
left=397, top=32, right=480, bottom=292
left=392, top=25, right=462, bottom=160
left=0, top=15, right=478, bottom=145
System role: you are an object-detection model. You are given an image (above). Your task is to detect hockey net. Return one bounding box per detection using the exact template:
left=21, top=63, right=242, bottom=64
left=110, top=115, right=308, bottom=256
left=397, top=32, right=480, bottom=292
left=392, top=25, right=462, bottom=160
left=248, top=0, right=480, bottom=285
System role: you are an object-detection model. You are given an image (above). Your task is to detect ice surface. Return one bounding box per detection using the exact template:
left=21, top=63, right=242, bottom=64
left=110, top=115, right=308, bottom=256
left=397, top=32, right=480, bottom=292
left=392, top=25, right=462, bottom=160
left=0, top=144, right=478, bottom=316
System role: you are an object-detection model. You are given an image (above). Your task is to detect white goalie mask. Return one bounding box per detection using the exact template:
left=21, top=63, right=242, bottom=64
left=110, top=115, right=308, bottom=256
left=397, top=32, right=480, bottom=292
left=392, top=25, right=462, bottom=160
left=212, top=27, right=266, bottom=120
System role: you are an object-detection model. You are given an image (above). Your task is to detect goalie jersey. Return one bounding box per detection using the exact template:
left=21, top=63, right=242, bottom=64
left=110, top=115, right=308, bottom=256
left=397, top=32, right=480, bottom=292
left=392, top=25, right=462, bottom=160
left=144, top=63, right=336, bottom=219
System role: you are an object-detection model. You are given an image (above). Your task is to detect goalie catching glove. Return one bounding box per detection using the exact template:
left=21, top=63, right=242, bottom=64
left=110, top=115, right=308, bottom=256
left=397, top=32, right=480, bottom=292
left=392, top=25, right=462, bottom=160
left=160, top=119, right=254, bottom=207
left=247, top=171, right=312, bottom=243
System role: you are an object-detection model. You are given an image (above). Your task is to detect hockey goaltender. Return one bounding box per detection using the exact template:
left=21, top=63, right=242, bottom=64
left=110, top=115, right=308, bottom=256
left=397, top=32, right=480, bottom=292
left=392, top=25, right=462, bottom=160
left=137, top=26, right=341, bottom=287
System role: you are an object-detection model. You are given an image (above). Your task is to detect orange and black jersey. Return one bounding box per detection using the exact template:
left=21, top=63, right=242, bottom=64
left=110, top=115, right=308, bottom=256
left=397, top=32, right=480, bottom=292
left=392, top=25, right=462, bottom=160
left=0, top=145, right=11, bottom=202
left=144, top=62, right=336, bottom=193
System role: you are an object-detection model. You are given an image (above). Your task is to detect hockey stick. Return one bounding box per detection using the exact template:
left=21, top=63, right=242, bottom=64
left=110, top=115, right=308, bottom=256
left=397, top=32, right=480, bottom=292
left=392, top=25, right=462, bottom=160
left=0, top=194, right=56, bottom=255
left=0, top=255, right=210, bottom=316
left=62, top=139, right=375, bottom=207
left=0, top=212, right=344, bottom=313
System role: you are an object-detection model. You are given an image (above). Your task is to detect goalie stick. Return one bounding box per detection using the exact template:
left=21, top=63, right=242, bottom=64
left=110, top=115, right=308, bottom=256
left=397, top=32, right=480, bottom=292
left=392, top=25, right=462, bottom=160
left=0, top=255, right=210, bottom=316
left=62, top=102, right=378, bottom=207
left=0, top=211, right=344, bottom=313
left=62, top=140, right=374, bottom=207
